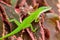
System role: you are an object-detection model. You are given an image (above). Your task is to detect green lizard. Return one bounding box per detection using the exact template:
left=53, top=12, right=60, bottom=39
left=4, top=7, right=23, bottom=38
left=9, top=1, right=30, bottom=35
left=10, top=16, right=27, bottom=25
left=0, top=6, right=51, bottom=40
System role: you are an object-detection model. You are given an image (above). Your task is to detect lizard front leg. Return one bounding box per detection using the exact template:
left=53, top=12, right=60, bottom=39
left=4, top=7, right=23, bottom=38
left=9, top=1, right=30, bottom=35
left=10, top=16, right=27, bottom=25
left=29, top=24, right=38, bottom=32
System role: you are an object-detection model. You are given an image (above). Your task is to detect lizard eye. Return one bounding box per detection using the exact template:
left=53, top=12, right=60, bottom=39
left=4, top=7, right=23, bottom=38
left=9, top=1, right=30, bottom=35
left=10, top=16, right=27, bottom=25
left=41, top=6, right=51, bottom=9
left=43, top=6, right=52, bottom=10
left=44, top=7, right=49, bottom=9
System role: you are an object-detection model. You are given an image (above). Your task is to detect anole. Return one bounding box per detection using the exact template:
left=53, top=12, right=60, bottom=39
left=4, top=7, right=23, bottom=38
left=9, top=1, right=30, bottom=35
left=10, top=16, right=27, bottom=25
left=0, top=6, right=51, bottom=40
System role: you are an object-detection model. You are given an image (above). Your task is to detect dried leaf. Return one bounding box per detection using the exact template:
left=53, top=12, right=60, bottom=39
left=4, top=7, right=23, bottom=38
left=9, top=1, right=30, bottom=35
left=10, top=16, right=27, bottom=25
left=0, top=16, right=3, bottom=37
left=0, top=1, right=20, bottom=21
left=11, top=0, right=18, bottom=7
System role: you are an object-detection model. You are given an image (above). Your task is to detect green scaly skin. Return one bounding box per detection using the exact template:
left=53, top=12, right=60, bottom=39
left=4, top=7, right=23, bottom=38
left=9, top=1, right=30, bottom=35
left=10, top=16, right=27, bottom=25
left=0, top=6, right=51, bottom=40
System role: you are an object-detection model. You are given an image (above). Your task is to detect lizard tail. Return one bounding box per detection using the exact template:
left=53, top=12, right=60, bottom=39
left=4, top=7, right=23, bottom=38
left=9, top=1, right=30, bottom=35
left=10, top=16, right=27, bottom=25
left=0, top=26, right=22, bottom=39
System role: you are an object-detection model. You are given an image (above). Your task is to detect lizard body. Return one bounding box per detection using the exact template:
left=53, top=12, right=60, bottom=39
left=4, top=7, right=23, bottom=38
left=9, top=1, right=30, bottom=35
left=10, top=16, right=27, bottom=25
left=0, top=6, right=51, bottom=40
